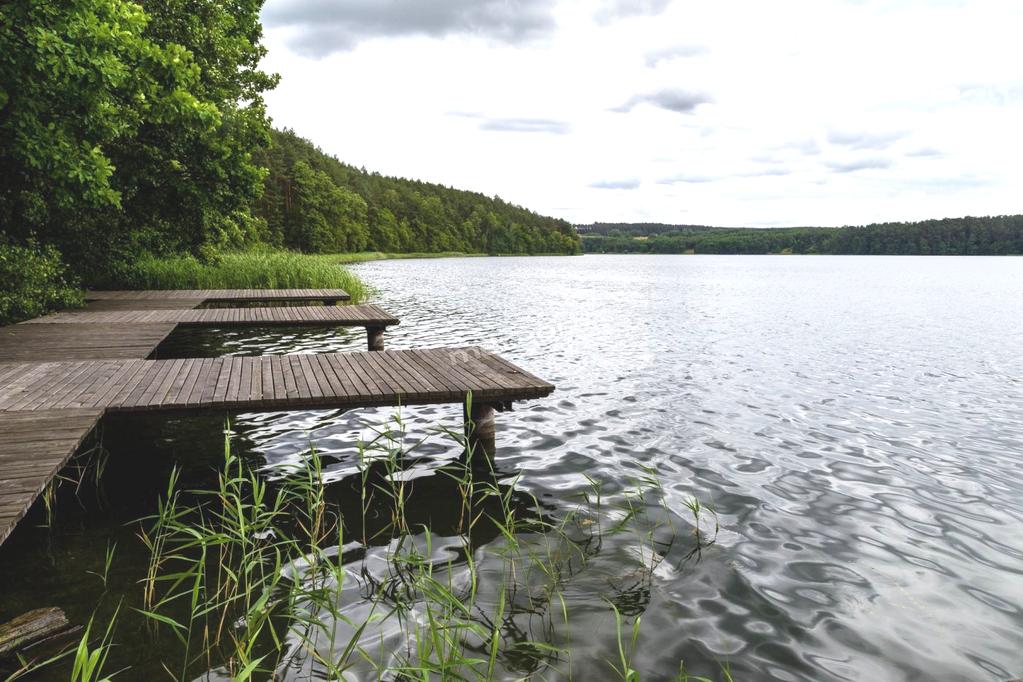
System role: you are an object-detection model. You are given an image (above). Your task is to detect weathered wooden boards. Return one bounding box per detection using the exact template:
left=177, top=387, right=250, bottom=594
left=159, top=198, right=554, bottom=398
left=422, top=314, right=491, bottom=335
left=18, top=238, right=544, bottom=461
left=0, top=287, right=555, bottom=549
left=83, top=298, right=206, bottom=311
left=0, top=323, right=178, bottom=362
left=0, top=348, right=553, bottom=414
left=0, top=350, right=553, bottom=545
left=0, top=409, right=103, bottom=546
left=86, top=288, right=351, bottom=304
left=0, top=289, right=361, bottom=362
left=26, top=304, right=398, bottom=328
left=24, top=304, right=399, bottom=351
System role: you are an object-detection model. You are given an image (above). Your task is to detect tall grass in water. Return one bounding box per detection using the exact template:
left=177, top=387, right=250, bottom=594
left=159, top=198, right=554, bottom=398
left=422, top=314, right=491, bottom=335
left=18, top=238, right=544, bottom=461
left=125, top=250, right=369, bottom=302
left=18, top=405, right=727, bottom=680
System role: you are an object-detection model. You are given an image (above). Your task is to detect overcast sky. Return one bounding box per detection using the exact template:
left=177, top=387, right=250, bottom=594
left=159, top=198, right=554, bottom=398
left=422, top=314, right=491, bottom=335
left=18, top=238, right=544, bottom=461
left=259, top=0, right=1023, bottom=227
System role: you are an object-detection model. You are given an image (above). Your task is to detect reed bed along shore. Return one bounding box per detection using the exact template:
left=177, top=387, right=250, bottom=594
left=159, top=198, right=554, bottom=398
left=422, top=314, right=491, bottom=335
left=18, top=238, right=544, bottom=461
left=124, top=250, right=371, bottom=302
left=121, top=250, right=485, bottom=304
left=4, top=405, right=731, bottom=681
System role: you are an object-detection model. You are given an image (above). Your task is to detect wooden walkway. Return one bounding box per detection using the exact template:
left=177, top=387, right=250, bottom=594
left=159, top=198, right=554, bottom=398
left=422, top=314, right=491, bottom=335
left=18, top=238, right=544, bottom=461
left=25, top=304, right=398, bottom=329
left=83, top=298, right=206, bottom=311
left=2, top=305, right=399, bottom=361
left=0, top=409, right=103, bottom=545
left=0, top=348, right=550, bottom=413
left=0, top=323, right=178, bottom=361
left=86, top=288, right=350, bottom=306
left=0, top=349, right=553, bottom=543
left=0, top=288, right=555, bottom=547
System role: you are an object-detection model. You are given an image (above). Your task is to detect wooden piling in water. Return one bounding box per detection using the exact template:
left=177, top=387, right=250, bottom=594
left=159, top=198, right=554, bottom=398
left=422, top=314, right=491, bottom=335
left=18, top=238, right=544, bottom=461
left=367, top=326, right=386, bottom=351
left=465, top=401, right=497, bottom=458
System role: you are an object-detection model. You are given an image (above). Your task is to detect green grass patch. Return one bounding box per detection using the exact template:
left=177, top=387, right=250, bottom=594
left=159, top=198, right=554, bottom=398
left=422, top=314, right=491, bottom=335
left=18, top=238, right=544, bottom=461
left=126, top=250, right=369, bottom=302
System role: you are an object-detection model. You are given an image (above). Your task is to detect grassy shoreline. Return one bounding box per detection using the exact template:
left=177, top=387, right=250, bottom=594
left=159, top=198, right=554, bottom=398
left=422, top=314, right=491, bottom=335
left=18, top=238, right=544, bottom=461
left=1, top=249, right=574, bottom=325
left=123, top=251, right=369, bottom=302
left=118, top=251, right=487, bottom=305
left=116, top=250, right=578, bottom=305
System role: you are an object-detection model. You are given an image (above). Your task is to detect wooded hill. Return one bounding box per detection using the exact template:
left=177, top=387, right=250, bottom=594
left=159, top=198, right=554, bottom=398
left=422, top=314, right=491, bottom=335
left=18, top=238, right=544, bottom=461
left=254, top=130, right=580, bottom=256
left=580, top=216, right=1023, bottom=255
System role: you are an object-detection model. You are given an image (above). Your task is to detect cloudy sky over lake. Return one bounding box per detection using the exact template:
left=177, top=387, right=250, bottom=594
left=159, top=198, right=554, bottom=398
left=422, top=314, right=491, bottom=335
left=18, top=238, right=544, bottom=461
left=260, top=0, right=1023, bottom=226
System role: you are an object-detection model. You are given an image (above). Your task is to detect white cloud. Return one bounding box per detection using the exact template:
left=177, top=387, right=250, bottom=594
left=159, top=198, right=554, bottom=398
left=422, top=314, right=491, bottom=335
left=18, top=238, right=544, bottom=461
left=590, top=179, right=642, bottom=189
left=263, top=0, right=557, bottom=57
left=611, top=88, right=712, bottom=114
left=645, top=44, right=709, bottom=67
left=260, top=0, right=1023, bottom=226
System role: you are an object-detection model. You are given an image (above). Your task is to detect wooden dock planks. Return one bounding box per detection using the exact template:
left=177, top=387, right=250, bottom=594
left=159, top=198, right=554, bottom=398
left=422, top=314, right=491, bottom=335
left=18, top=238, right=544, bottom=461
left=85, top=288, right=350, bottom=304
left=0, top=323, right=178, bottom=362
left=0, top=409, right=103, bottom=545
left=82, top=298, right=206, bottom=311
left=24, top=304, right=399, bottom=328
left=4, top=303, right=398, bottom=361
left=0, top=348, right=553, bottom=414
left=0, top=288, right=555, bottom=548
left=0, top=349, right=553, bottom=546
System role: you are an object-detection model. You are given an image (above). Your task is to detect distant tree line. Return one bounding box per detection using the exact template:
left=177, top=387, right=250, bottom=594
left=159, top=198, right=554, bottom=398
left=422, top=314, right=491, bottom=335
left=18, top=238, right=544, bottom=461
left=254, top=130, right=580, bottom=255
left=577, top=223, right=723, bottom=237
left=581, top=216, right=1023, bottom=255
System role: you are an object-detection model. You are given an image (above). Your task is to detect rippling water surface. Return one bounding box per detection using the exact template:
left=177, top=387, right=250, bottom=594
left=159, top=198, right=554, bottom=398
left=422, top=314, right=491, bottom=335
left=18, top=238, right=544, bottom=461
left=2, top=255, right=1022, bottom=681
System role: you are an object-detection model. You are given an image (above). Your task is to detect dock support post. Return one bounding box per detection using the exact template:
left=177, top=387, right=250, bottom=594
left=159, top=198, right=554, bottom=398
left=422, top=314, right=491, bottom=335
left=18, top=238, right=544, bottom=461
left=366, top=326, right=385, bottom=351
left=464, top=401, right=497, bottom=458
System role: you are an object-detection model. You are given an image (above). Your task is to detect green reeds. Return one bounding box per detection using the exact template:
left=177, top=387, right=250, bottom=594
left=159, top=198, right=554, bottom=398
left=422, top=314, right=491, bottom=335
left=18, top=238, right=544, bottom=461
left=24, top=402, right=731, bottom=680
left=124, top=249, right=369, bottom=302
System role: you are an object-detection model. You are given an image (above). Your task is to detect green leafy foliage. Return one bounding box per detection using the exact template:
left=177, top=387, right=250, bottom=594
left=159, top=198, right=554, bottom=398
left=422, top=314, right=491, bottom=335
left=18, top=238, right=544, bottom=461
left=286, top=161, right=370, bottom=253
left=255, top=129, right=582, bottom=255
left=581, top=215, right=1023, bottom=255
left=0, top=239, right=83, bottom=324
left=0, top=0, right=160, bottom=214
left=109, top=0, right=279, bottom=259
left=0, top=0, right=277, bottom=282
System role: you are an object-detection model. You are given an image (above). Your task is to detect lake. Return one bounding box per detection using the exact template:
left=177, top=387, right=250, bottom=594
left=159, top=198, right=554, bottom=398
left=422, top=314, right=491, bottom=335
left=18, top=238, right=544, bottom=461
left=2, top=255, right=1021, bottom=681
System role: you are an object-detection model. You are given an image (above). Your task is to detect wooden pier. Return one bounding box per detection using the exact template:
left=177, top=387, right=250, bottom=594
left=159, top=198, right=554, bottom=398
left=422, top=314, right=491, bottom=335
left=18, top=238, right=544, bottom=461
left=0, top=348, right=551, bottom=414
left=24, top=304, right=399, bottom=351
left=0, top=289, right=555, bottom=546
left=85, top=288, right=351, bottom=308
left=0, top=409, right=103, bottom=545
left=0, top=289, right=365, bottom=361
left=25, top=304, right=396, bottom=328
left=0, top=323, right=178, bottom=361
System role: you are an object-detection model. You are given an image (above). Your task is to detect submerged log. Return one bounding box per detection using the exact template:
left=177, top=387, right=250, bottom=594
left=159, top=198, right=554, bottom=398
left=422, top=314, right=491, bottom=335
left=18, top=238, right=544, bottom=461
left=0, top=607, right=76, bottom=658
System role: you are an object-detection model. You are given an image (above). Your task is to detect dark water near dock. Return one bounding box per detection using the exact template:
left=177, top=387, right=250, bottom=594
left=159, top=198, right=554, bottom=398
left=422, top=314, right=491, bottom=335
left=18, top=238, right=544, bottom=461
left=2, top=255, right=1023, bottom=680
